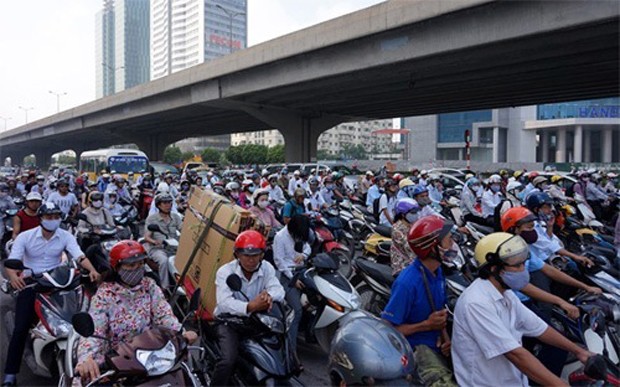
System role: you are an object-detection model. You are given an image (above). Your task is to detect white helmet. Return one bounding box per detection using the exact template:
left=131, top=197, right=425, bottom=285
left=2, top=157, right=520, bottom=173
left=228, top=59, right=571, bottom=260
left=26, top=191, right=43, bottom=201
left=156, top=182, right=170, bottom=194
left=488, top=174, right=502, bottom=184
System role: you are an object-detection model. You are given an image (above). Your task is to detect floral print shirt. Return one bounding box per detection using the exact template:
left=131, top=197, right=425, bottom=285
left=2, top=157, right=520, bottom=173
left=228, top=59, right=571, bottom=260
left=77, top=277, right=181, bottom=365
left=391, top=220, right=417, bottom=276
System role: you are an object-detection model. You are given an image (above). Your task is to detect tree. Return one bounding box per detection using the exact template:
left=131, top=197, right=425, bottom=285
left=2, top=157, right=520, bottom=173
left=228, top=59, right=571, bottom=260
left=23, top=155, right=36, bottom=167
left=267, top=145, right=285, bottom=163
left=225, top=144, right=270, bottom=165
left=163, top=145, right=182, bottom=165
left=342, top=144, right=367, bottom=160
left=201, top=148, right=221, bottom=163
left=181, top=151, right=195, bottom=162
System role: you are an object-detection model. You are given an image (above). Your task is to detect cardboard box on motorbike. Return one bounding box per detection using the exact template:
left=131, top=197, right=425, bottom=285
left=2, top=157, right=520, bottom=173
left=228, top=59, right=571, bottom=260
left=175, top=187, right=268, bottom=313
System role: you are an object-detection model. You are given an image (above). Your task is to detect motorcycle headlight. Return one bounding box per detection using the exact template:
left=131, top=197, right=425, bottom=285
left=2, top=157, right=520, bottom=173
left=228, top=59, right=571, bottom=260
left=136, top=340, right=176, bottom=376
left=39, top=306, right=72, bottom=337
left=258, top=314, right=285, bottom=334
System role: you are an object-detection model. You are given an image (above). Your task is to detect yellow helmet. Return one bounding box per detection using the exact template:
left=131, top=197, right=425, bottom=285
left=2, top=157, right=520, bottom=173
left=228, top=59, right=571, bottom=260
left=513, top=170, right=524, bottom=179
left=473, top=232, right=529, bottom=268
left=550, top=175, right=563, bottom=184
left=399, top=178, right=414, bottom=189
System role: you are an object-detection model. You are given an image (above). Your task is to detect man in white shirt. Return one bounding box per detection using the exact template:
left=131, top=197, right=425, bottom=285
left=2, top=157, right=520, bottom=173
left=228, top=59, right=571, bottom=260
left=46, top=180, right=79, bottom=217
left=305, top=177, right=326, bottom=212
left=266, top=174, right=285, bottom=203
left=452, top=233, right=593, bottom=387
left=378, top=179, right=399, bottom=226
left=212, top=230, right=285, bottom=386
left=288, top=170, right=303, bottom=196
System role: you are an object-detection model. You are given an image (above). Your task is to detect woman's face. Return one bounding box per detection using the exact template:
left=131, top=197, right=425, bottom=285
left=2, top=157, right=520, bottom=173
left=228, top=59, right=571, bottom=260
left=120, top=260, right=144, bottom=271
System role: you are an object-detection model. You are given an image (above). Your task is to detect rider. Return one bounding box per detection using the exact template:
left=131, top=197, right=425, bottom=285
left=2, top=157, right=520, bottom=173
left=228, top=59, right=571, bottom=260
left=282, top=188, right=306, bottom=225
left=224, top=181, right=242, bottom=206
left=249, top=189, right=281, bottom=228
left=3, top=202, right=101, bottom=386
left=46, top=179, right=79, bottom=218
left=319, top=175, right=336, bottom=207
left=306, top=177, right=327, bottom=212
left=390, top=198, right=421, bottom=276
left=451, top=232, right=594, bottom=387
left=143, top=193, right=183, bottom=289
left=97, top=173, right=111, bottom=193
left=75, top=240, right=197, bottom=382
left=366, top=175, right=385, bottom=212
left=11, top=192, right=42, bottom=239
left=427, top=175, right=445, bottom=205
left=378, top=179, right=399, bottom=226
left=481, top=174, right=503, bottom=222
left=212, top=230, right=285, bottom=386
left=382, top=216, right=457, bottom=386
left=0, top=183, right=18, bottom=241
left=77, top=191, right=116, bottom=251
left=460, top=177, right=489, bottom=226
left=29, top=175, right=46, bottom=197
left=288, top=170, right=303, bottom=197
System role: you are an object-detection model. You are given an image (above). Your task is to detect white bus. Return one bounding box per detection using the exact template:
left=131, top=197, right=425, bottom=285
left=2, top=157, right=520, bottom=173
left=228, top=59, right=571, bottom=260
left=79, top=148, right=149, bottom=181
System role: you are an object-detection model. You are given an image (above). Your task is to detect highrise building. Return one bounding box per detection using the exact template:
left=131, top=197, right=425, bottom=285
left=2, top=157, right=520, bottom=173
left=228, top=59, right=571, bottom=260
left=95, top=0, right=150, bottom=98
left=150, top=0, right=247, bottom=80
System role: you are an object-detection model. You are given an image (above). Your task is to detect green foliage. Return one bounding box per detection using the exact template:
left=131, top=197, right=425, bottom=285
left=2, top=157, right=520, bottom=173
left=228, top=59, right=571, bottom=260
left=267, top=144, right=285, bottom=163
left=53, top=154, right=76, bottom=166
left=181, top=151, right=195, bottom=161
left=341, top=144, right=367, bottom=160
left=317, top=150, right=338, bottom=161
left=225, top=144, right=271, bottom=165
left=163, top=145, right=183, bottom=164
left=201, top=148, right=221, bottom=163
left=23, top=155, right=36, bottom=166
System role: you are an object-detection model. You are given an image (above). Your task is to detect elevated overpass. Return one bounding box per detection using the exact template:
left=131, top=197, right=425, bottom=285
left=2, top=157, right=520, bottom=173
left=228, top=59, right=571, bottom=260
left=1, top=0, right=618, bottom=165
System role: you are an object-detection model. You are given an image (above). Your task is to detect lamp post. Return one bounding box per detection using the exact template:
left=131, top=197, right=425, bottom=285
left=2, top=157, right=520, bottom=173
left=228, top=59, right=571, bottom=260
left=0, top=116, right=11, bottom=131
left=215, top=4, right=245, bottom=54
left=18, top=106, right=34, bottom=124
left=49, top=90, right=67, bottom=113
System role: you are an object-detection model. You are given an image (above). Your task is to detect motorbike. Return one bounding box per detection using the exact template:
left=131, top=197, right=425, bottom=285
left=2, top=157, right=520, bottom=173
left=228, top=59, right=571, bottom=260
left=360, top=224, right=392, bottom=265
left=118, top=196, right=140, bottom=239
left=292, top=253, right=362, bottom=353
left=308, top=212, right=352, bottom=279
left=1, top=207, right=19, bottom=259
left=145, top=223, right=182, bottom=297
left=138, top=187, right=154, bottom=220
left=63, top=289, right=205, bottom=386
left=1, top=259, right=89, bottom=380
left=320, top=206, right=355, bottom=260
left=196, top=274, right=302, bottom=386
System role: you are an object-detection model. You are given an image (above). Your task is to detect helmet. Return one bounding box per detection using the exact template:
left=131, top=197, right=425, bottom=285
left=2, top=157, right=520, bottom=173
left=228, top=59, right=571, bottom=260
left=501, top=207, right=537, bottom=232
left=26, top=192, right=42, bottom=201
left=253, top=188, right=269, bottom=201
left=550, top=175, right=563, bottom=184
left=323, top=176, right=334, bottom=184
left=399, top=178, right=414, bottom=189
left=591, top=173, right=602, bottom=182
left=506, top=181, right=523, bottom=193
left=234, top=230, right=266, bottom=255
left=293, top=188, right=306, bottom=197
left=488, top=174, right=501, bottom=184
left=0, top=183, right=8, bottom=192
left=109, top=240, right=147, bottom=270
left=577, top=170, right=590, bottom=178
left=268, top=174, right=278, bottom=182
left=155, top=193, right=173, bottom=206
left=88, top=191, right=104, bottom=203
left=420, top=170, right=428, bottom=176
left=225, top=182, right=240, bottom=191
left=365, top=170, right=374, bottom=176
left=37, top=202, right=63, bottom=217
left=525, top=191, right=553, bottom=212
left=261, top=169, right=269, bottom=177
left=241, top=179, right=253, bottom=188
left=308, top=176, right=319, bottom=186
left=473, top=232, right=529, bottom=268
left=411, top=185, right=428, bottom=197
left=384, top=179, right=397, bottom=188
left=36, top=175, right=45, bottom=181
left=513, top=170, right=524, bottom=179
left=606, top=172, right=617, bottom=179
left=528, top=171, right=540, bottom=181
left=394, top=198, right=420, bottom=218
left=532, top=176, right=548, bottom=187
left=333, top=172, right=343, bottom=180
left=465, top=177, right=480, bottom=188
left=392, top=173, right=403, bottom=182
left=250, top=172, right=260, bottom=181
left=156, top=182, right=170, bottom=194
left=293, top=170, right=300, bottom=176
left=499, top=169, right=509, bottom=177
left=56, top=179, right=69, bottom=187
left=328, top=311, right=415, bottom=386
left=407, top=216, right=453, bottom=257
left=87, top=180, right=97, bottom=187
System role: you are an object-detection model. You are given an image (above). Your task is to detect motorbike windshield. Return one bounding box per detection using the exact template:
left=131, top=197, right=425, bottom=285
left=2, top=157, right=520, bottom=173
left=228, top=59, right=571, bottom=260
left=41, top=286, right=85, bottom=322
left=35, top=264, right=79, bottom=289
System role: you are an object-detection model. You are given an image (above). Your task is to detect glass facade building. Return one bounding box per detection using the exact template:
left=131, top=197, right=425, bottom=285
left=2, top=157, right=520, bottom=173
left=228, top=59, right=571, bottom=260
left=537, top=97, right=620, bottom=120
left=437, top=110, right=492, bottom=143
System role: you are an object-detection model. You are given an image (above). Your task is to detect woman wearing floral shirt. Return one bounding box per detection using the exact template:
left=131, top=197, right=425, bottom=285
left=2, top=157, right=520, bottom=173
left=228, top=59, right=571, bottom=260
left=75, top=240, right=197, bottom=381
left=390, top=198, right=421, bottom=276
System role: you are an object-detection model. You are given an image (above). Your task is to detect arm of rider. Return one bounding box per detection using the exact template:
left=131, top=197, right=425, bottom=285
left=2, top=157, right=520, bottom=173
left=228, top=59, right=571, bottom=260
left=557, top=248, right=594, bottom=268
left=143, top=229, right=162, bottom=246
left=247, top=291, right=272, bottom=313
left=381, top=207, right=393, bottom=224
left=395, top=309, right=448, bottom=336
left=75, top=356, right=100, bottom=382
left=537, top=326, right=595, bottom=364
left=504, top=347, right=568, bottom=387
left=77, top=255, right=102, bottom=283
left=541, top=264, right=601, bottom=294
left=521, top=283, right=579, bottom=319
left=5, top=267, right=26, bottom=290
left=11, top=215, right=21, bottom=240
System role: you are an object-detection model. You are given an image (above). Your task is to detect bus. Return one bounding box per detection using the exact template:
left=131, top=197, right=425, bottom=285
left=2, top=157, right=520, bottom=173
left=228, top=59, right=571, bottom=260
left=79, top=148, right=149, bottom=181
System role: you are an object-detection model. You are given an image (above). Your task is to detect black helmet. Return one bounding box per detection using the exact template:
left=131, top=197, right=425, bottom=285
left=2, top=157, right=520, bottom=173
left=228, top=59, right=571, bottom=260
left=0, top=183, right=8, bottom=192
left=37, top=202, right=63, bottom=217
left=525, top=191, right=553, bottom=212
left=88, top=191, right=104, bottom=203
left=155, top=193, right=173, bottom=206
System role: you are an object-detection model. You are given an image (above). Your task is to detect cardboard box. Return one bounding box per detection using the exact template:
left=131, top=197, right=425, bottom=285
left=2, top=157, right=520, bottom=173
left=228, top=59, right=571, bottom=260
left=175, top=187, right=266, bottom=313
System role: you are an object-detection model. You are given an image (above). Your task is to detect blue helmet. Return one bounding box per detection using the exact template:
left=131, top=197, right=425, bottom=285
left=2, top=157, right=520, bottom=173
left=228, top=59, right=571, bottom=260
left=394, top=198, right=421, bottom=218
left=411, top=185, right=428, bottom=197
left=465, top=177, right=480, bottom=188
left=525, top=191, right=553, bottom=211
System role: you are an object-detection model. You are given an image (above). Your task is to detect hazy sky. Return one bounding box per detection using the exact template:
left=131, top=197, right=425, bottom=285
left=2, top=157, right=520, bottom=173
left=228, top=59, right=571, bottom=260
left=0, top=0, right=385, bottom=131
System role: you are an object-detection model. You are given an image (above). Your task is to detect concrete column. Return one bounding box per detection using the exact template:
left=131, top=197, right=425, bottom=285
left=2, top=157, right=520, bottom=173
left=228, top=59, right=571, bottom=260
left=573, top=125, right=583, bottom=162
left=540, top=131, right=549, bottom=162
left=555, top=129, right=566, bottom=163
left=603, top=128, right=613, bottom=162
left=492, top=126, right=500, bottom=163
left=584, top=130, right=591, bottom=162
left=133, top=134, right=169, bottom=162
left=34, top=150, right=52, bottom=170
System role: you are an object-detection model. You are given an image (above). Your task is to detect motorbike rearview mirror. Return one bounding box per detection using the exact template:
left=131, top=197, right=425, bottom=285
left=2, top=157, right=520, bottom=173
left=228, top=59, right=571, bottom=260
left=188, top=288, right=201, bottom=313
left=583, top=354, right=608, bottom=381
left=4, top=259, right=24, bottom=271
left=76, top=213, right=88, bottom=222
left=226, top=274, right=243, bottom=292
left=72, top=312, right=95, bottom=338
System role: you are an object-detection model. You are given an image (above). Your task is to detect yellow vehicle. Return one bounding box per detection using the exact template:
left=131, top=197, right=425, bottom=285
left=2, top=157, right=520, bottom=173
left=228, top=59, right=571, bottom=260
left=79, top=148, right=149, bottom=181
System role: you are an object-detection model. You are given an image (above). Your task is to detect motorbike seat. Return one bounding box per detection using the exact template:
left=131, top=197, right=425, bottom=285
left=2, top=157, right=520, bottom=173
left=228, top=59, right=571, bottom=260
left=469, top=222, right=494, bottom=235
left=374, top=225, right=392, bottom=238
left=356, top=259, right=395, bottom=287
left=377, top=241, right=392, bottom=256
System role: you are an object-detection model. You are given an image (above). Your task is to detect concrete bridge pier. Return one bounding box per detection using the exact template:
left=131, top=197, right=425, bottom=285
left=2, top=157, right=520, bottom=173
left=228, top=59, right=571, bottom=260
left=33, top=150, right=53, bottom=171
left=130, top=133, right=183, bottom=162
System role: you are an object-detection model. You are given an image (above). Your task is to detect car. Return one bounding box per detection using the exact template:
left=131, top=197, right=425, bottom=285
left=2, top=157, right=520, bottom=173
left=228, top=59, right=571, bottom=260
left=432, top=172, right=465, bottom=191
left=0, top=166, right=18, bottom=177
left=151, top=161, right=179, bottom=176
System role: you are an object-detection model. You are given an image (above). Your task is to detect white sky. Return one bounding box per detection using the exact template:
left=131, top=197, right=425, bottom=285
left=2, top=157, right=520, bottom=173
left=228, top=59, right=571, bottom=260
left=0, top=0, right=385, bottom=131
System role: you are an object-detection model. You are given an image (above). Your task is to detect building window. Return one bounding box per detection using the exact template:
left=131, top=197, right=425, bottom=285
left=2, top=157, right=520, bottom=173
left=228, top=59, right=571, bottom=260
left=479, top=128, right=493, bottom=144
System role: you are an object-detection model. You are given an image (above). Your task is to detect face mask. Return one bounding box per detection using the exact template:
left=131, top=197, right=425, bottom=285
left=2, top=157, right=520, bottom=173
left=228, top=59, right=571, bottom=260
left=538, top=212, right=551, bottom=223
left=490, top=184, right=501, bottom=193
left=230, top=192, right=239, bottom=199
left=109, top=197, right=117, bottom=204
left=37, top=181, right=44, bottom=186
left=258, top=200, right=269, bottom=209
left=519, top=229, right=538, bottom=244
left=118, top=265, right=145, bottom=287
left=417, top=196, right=431, bottom=206
left=92, top=200, right=103, bottom=208
left=326, top=184, right=335, bottom=191
left=405, top=212, right=419, bottom=224
left=500, top=269, right=530, bottom=290
left=248, top=186, right=256, bottom=193
left=541, top=184, right=549, bottom=190
left=41, top=219, right=61, bottom=232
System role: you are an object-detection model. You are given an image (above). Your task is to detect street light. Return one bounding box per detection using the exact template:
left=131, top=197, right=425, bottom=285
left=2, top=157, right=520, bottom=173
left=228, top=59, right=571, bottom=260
left=215, top=4, right=245, bottom=54
left=49, top=90, right=67, bottom=113
left=18, top=106, right=34, bottom=124
left=0, top=116, right=11, bottom=131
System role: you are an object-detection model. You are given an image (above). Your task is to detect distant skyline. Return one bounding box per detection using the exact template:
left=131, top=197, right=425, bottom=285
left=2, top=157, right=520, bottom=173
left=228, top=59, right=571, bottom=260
left=0, top=0, right=384, bottom=131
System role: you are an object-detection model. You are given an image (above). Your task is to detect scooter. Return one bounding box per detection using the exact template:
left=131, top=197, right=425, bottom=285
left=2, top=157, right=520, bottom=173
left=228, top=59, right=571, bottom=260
left=292, top=253, right=362, bottom=353
left=0, top=207, right=18, bottom=259
left=308, top=212, right=352, bottom=279
left=145, top=223, right=183, bottom=297
left=63, top=289, right=205, bottom=386
left=197, top=274, right=302, bottom=386
left=1, top=259, right=89, bottom=380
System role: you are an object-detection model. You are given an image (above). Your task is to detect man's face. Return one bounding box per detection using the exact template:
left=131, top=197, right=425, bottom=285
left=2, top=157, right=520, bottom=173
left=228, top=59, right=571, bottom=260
left=42, top=213, right=61, bottom=221
left=58, top=184, right=69, bottom=193
left=295, top=195, right=305, bottom=204
left=540, top=204, right=553, bottom=216
left=158, top=201, right=173, bottom=212
left=417, top=192, right=429, bottom=201
left=237, top=252, right=262, bottom=272
left=516, top=221, right=535, bottom=235
left=27, top=200, right=42, bottom=211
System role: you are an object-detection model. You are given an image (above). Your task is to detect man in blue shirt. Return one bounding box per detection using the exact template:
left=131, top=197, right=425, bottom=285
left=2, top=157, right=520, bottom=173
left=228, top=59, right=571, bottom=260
left=365, top=176, right=385, bottom=212
left=382, top=216, right=456, bottom=387
left=282, top=188, right=306, bottom=224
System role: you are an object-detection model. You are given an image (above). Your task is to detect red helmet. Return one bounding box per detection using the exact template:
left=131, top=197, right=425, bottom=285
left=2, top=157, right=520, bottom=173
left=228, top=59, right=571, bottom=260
left=407, top=216, right=453, bottom=257
left=528, top=171, right=540, bottom=181
left=234, top=230, right=266, bottom=256
left=501, top=207, right=536, bottom=232
left=109, top=240, right=147, bottom=270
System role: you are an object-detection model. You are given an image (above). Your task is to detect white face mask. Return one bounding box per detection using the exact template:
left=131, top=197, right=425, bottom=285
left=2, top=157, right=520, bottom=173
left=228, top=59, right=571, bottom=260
left=258, top=200, right=269, bottom=209
left=92, top=200, right=103, bottom=208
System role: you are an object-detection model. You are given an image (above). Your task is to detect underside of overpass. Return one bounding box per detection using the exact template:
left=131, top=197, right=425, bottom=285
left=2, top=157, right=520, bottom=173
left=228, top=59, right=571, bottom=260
left=1, top=0, right=618, bottom=164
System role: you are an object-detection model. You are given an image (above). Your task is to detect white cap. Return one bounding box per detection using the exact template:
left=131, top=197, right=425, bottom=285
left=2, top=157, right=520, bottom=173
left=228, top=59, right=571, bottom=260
left=293, top=170, right=300, bottom=176
left=26, top=191, right=42, bottom=201
left=366, top=170, right=374, bottom=176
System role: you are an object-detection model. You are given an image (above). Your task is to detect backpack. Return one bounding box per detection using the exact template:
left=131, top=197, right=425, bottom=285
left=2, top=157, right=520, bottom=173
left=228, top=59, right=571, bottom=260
left=373, top=194, right=384, bottom=222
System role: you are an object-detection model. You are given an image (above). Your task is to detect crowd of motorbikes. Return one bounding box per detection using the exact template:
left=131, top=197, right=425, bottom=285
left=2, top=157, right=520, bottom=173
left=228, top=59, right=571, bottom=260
left=0, top=165, right=618, bottom=386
